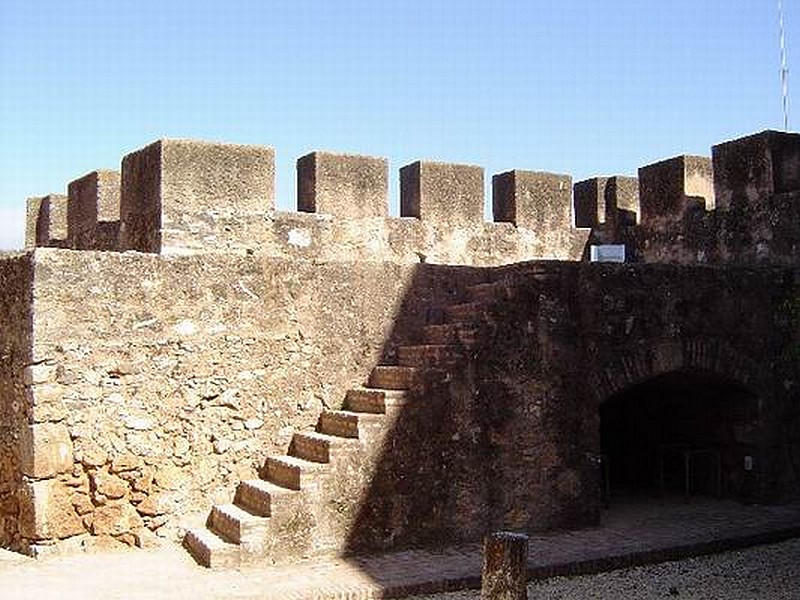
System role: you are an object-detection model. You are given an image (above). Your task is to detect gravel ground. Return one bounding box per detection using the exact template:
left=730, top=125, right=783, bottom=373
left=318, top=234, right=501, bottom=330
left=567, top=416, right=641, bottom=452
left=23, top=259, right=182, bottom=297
left=410, top=539, right=800, bottom=600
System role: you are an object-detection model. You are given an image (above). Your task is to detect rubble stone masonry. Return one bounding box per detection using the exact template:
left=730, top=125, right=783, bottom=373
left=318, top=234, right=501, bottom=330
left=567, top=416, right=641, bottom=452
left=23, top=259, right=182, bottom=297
left=1, top=129, right=798, bottom=560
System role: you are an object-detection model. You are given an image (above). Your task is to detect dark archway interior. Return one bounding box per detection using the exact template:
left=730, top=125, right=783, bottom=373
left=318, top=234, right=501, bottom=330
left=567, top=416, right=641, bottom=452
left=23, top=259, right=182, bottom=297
left=600, top=370, right=759, bottom=500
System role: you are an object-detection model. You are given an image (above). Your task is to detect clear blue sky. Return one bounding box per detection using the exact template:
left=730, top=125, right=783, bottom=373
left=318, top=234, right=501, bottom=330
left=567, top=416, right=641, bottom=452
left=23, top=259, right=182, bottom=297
left=0, top=0, right=795, bottom=249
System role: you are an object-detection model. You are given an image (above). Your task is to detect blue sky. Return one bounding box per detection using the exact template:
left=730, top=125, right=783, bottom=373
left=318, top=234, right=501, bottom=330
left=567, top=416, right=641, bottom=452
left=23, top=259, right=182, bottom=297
left=0, top=0, right=795, bottom=249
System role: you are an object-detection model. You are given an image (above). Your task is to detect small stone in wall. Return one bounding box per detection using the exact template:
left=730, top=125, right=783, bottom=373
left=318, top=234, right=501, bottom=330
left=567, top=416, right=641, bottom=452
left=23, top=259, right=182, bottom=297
left=244, top=418, right=263, bottom=430
left=213, top=438, right=231, bottom=454
left=90, top=502, right=143, bottom=537
left=172, top=438, right=190, bottom=457
left=153, top=465, right=188, bottom=490
left=23, top=364, right=58, bottom=385
left=70, top=494, right=94, bottom=516
left=123, top=415, right=153, bottom=431
left=90, top=471, right=129, bottom=500
left=110, top=454, right=144, bottom=474
left=135, top=493, right=168, bottom=517
left=173, top=320, right=196, bottom=336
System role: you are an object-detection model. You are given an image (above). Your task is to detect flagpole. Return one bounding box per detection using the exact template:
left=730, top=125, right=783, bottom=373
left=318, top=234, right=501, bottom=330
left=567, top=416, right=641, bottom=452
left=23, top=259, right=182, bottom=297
left=778, top=0, right=790, bottom=130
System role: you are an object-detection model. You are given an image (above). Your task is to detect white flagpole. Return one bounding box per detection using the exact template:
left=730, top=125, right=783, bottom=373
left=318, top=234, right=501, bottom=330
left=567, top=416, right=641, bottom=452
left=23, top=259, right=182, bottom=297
left=778, top=0, right=790, bottom=130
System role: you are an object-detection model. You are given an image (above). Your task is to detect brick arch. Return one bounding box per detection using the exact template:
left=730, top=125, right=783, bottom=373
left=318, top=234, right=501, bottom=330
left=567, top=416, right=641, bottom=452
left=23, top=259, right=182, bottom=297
left=586, top=337, right=769, bottom=404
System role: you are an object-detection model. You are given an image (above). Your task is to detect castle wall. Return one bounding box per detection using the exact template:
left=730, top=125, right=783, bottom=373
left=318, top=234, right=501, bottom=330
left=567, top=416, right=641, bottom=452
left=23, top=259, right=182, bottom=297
left=0, top=253, right=33, bottom=551
left=578, top=131, right=800, bottom=266
left=23, top=248, right=467, bottom=550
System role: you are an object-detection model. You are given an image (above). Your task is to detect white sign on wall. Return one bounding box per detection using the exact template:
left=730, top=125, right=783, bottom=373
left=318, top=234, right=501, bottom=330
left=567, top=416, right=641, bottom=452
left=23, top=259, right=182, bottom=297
left=590, top=244, right=626, bottom=263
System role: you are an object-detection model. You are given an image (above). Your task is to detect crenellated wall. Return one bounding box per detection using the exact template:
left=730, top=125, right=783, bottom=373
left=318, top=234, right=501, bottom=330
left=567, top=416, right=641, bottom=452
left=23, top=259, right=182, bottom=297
left=26, top=138, right=593, bottom=265
left=4, top=129, right=799, bottom=559
left=578, top=130, right=800, bottom=266
left=24, top=130, right=800, bottom=268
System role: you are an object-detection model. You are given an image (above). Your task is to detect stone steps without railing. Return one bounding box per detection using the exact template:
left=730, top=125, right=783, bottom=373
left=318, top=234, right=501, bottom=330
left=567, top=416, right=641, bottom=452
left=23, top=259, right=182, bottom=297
left=184, top=382, right=411, bottom=568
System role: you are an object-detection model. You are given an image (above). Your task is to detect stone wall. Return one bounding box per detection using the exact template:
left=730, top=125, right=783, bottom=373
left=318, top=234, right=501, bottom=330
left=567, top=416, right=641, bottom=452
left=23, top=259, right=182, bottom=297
left=24, top=248, right=444, bottom=550
left=0, top=252, right=33, bottom=550
left=580, top=131, right=800, bottom=266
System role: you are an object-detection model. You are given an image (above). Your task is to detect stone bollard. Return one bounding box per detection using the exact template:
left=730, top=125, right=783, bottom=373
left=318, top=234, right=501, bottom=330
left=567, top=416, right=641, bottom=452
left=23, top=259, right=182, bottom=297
left=481, top=531, right=529, bottom=600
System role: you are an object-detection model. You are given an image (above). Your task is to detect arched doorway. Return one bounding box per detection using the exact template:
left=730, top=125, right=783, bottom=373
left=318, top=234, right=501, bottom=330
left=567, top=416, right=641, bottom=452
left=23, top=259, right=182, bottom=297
left=600, top=370, right=760, bottom=502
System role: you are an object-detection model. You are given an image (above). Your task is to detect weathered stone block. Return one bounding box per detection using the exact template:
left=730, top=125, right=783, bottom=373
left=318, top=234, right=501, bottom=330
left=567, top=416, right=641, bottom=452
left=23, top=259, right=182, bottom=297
left=25, top=197, right=44, bottom=249
left=90, top=502, right=143, bottom=536
left=573, top=177, right=608, bottom=227
left=25, top=384, right=67, bottom=423
left=712, top=130, right=800, bottom=209
left=605, top=176, right=639, bottom=227
left=493, top=170, right=572, bottom=230
left=23, top=364, right=57, bottom=385
left=297, top=152, right=388, bottom=218
left=20, top=422, right=73, bottom=479
left=120, top=139, right=275, bottom=252
left=19, top=479, right=84, bottom=540
left=31, top=194, right=69, bottom=247
left=639, top=155, right=714, bottom=225
left=67, top=170, right=121, bottom=250
left=401, top=161, right=484, bottom=229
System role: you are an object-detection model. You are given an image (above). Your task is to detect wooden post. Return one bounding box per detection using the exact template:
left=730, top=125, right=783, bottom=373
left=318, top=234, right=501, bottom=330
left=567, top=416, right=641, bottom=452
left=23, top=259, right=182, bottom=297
left=481, top=531, right=529, bottom=600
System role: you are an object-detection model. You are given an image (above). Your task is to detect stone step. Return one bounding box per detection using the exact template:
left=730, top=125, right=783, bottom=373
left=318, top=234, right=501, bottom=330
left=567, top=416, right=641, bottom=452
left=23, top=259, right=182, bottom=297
left=208, top=503, right=270, bottom=544
left=397, top=344, right=461, bottom=367
left=233, top=479, right=293, bottom=517
left=318, top=409, right=384, bottom=439
left=466, top=282, right=507, bottom=303
left=183, top=527, right=241, bottom=569
left=262, top=455, right=326, bottom=491
left=290, top=431, right=357, bottom=463
left=368, top=365, right=417, bottom=390
left=422, top=324, right=478, bottom=346
left=345, top=387, right=408, bottom=414
left=444, top=302, right=485, bottom=323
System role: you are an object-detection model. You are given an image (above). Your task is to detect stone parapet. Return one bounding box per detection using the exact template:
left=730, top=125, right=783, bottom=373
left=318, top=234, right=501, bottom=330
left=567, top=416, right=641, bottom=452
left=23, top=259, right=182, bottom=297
left=19, top=130, right=800, bottom=266
left=120, top=139, right=275, bottom=254
left=401, top=161, right=485, bottom=230
left=297, top=152, right=388, bottom=218
left=493, top=170, right=573, bottom=232
left=32, top=195, right=69, bottom=248
left=67, top=170, right=121, bottom=250
left=639, top=155, right=714, bottom=226
left=24, top=197, right=44, bottom=250
left=713, top=130, right=800, bottom=209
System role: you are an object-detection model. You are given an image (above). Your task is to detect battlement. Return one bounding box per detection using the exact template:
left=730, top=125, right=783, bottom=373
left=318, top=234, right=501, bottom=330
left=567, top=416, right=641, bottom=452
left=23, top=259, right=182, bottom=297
left=22, top=130, right=800, bottom=266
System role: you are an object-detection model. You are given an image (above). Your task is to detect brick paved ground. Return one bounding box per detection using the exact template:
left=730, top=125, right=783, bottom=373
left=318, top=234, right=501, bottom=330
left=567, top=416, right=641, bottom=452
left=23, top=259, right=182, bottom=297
left=1, top=495, right=799, bottom=600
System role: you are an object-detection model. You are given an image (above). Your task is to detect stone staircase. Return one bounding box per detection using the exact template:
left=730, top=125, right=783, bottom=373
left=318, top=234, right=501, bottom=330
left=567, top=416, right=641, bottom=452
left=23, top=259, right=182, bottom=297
left=183, top=280, right=511, bottom=568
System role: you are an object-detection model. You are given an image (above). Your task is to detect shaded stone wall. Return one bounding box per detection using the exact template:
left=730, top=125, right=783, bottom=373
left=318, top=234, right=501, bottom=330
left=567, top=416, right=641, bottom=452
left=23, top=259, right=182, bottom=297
left=581, top=131, right=800, bottom=266
left=0, top=253, right=33, bottom=550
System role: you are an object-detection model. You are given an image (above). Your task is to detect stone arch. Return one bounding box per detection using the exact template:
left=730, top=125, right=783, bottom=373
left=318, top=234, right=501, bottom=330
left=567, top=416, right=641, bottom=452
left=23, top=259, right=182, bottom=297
left=585, top=337, right=770, bottom=406
left=588, top=337, right=769, bottom=502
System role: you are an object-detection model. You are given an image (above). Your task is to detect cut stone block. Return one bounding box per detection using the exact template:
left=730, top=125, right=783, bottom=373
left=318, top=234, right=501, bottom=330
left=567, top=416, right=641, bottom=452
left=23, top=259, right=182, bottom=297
left=120, top=139, right=275, bottom=253
left=31, top=195, right=69, bottom=247
left=19, top=479, right=84, bottom=541
left=639, top=155, right=714, bottom=225
left=25, top=197, right=44, bottom=249
left=67, top=170, right=121, bottom=250
left=573, top=177, right=608, bottom=227
left=573, top=176, right=639, bottom=229
left=20, top=422, right=74, bottom=479
left=605, top=176, right=639, bottom=228
left=493, top=170, right=572, bottom=231
left=401, top=161, right=484, bottom=229
left=297, top=152, right=388, bottom=218
left=712, top=130, right=800, bottom=209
